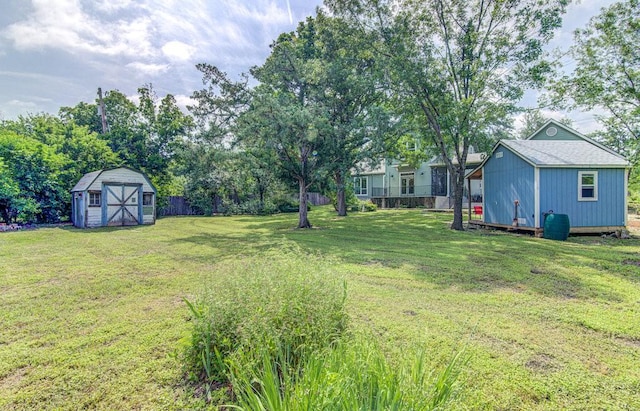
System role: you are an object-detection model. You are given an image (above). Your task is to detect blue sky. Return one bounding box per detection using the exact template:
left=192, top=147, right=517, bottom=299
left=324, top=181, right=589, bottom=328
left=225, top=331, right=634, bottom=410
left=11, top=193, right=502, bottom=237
left=0, top=0, right=618, bottom=133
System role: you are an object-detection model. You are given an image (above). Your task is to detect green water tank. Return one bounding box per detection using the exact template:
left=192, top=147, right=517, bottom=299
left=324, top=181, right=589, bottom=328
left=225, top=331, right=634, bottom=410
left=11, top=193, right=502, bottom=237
left=543, top=213, right=570, bottom=241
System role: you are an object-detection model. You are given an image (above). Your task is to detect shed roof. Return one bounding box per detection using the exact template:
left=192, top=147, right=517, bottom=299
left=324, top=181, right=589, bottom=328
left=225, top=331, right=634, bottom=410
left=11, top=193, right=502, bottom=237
left=71, top=166, right=157, bottom=192
left=500, top=140, right=629, bottom=167
left=71, top=170, right=102, bottom=192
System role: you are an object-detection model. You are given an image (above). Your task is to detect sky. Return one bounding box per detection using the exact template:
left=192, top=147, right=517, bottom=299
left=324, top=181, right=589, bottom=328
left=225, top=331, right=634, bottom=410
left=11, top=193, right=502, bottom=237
left=0, top=0, right=619, bottom=134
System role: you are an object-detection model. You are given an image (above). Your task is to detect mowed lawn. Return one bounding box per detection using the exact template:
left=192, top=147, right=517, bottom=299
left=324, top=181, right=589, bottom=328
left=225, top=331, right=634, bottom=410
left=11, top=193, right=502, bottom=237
left=1, top=207, right=639, bottom=410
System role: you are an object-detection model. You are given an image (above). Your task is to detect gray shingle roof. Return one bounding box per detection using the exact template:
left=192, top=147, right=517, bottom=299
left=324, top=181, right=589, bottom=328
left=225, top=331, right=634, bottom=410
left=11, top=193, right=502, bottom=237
left=501, top=140, right=629, bottom=167
left=71, top=169, right=103, bottom=192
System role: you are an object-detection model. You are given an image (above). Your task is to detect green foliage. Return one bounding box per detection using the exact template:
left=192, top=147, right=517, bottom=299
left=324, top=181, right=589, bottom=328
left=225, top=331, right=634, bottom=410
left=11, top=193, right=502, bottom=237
left=305, top=13, right=394, bottom=215
left=231, top=336, right=466, bottom=411
left=517, top=110, right=573, bottom=140
left=0, top=130, right=68, bottom=223
left=547, top=0, right=639, bottom=166
left=329, top=184, right=359, bottom=212
left=183, top=256, right=348, bottom=392
left=3, top=210, right=640, bottom=409
left=61, top=86, right=193, bottom=207
left=1, top=113, right=120, bottom=221
left=0, top=158, right=19, bottom=223
left=175, top=143, right=287, bottom=216
left=328, top=0, right=569, bottom=229
left=275, top=199, right=311, bottom=214
left=356, top=200, right=377, bottom=212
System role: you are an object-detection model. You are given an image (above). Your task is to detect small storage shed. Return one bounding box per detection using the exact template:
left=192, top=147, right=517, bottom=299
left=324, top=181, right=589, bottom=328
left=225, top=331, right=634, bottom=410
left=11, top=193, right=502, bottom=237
left=467, top=120, right=630, bottom=234
left=71, top=167, right=157, bottom=228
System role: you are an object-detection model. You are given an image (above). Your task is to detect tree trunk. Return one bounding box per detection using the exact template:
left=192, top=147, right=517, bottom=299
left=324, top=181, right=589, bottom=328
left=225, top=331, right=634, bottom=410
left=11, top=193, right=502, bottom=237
left=298, top=179, right=312, bottom=228
left=212, top=194, right=219, bottom=214
left=258, top=182, right=265, bottom=211
left=450, top=167, right=465, bottom=230
left=335, top=171, right=347, bottom=217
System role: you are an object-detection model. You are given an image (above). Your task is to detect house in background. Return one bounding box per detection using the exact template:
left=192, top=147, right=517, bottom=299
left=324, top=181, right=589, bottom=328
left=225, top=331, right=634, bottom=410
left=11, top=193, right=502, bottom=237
left=71, top=166, right=157, bottom=228
left=467, top=119, right=630, bottom=234
left=353, top=151, right=486, bottom=209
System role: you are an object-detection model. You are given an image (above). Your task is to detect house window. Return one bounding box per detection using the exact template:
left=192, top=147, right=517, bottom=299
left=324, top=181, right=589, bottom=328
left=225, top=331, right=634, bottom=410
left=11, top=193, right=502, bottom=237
left=406, top=140, right=417, bottom=151
left=353, top=177, right=367, bottom=196
left=89, top=192, right=101, bottom=207
left=578, top=171, right=598, bottom=201
left=143, top=193, right=154, bottom=206
left=400, top=172, right=415, bottom=195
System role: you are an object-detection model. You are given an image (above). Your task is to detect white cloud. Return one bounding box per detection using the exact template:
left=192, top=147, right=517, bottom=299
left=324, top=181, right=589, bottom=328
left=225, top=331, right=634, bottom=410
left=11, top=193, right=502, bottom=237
left=0, top=0, right=323, bottom=119
left=3, top=0, right=155, bottom=58
left=126, top=62, right=170, bottom=75
left=161, top=41, right=196, bottom=62
left=93, top=0, right=134, bottom=14
left=7, top=99, right=38, bottom=108
left=230, top=1, right=291, bottom=26
left=173, top=94, right=195, bottom=111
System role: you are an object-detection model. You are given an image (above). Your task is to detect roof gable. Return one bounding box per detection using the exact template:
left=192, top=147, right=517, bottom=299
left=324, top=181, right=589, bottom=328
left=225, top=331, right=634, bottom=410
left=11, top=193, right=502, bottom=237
left=501, top=140, right=629, bottom=167
left=526, top=119, right=626, bottom=160
left=71, top=166, right=157, bottom=192
left=467, top=125, right=630, bottom=179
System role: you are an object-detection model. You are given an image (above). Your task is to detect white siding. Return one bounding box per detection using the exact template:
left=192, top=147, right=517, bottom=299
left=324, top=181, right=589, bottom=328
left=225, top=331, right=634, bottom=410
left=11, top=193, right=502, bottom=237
left=86, top=207, right=102, bottom=227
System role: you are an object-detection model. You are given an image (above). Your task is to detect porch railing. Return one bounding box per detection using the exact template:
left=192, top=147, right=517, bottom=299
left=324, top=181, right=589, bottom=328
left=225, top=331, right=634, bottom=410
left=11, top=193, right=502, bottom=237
left=369, top=185, right=433, bottom=197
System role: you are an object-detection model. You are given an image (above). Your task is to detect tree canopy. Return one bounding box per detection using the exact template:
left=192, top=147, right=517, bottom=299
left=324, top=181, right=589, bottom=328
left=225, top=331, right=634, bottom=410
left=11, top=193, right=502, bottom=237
left=328, top=0, right=569, bottom=229
left=548, top=0, right=639, bottom=166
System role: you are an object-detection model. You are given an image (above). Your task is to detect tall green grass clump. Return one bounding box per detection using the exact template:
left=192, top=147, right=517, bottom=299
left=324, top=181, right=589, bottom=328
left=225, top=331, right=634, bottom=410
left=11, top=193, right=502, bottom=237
left=230, top=336, right=467, bottom=410
left=183, top=256, right=348, bottom=396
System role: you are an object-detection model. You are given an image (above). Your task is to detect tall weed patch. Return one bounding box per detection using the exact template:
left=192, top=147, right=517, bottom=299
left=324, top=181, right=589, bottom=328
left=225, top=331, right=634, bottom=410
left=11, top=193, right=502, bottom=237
left=183, top=255, right=348, bottom=392
left=231, top=336, right=467, bottom=410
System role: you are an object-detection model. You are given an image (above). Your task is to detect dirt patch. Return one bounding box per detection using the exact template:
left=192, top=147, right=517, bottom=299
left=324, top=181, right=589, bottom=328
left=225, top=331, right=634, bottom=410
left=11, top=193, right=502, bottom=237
left=0, top=366, right=30, bottom=391
left=525, top=353, right=560, bottom=373
left=616, top=335, right=640, bottom=349
left=622, top=259, right=640, bottom=267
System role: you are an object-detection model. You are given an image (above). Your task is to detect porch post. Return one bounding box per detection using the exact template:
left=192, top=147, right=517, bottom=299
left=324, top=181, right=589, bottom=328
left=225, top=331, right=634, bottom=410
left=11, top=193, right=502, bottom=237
left=467, top=178, right=472, bottom=221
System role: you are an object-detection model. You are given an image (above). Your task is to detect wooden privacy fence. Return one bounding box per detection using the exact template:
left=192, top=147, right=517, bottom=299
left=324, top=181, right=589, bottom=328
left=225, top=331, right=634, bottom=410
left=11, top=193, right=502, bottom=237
left=159, top=196, right=203, bottom=216
left=307, top=192, right=330, bottom=206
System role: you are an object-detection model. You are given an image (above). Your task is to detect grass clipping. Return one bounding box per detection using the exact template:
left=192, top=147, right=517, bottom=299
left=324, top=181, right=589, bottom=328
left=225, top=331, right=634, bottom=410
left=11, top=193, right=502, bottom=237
left=183, top=254, right=464, bottom=409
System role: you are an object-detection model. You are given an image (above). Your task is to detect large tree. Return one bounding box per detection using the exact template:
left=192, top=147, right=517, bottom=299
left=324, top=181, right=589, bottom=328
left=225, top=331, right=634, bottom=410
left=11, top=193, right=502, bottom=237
left=307, top=13, right=392, bottom=216
left=547, top=0, right=639, bottom=165
left=328, top=0, right=569, bottom=229
left=61, top=87, right=193, bottom=201
left=189, top=16, right=391, bottom=224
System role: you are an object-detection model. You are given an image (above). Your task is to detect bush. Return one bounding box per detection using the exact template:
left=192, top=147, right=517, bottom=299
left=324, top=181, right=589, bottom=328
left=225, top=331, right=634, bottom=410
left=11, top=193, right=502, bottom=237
left=329, top=188, right=359, bottom=212
left=277, top=199, right=310, bottom=213
left=358, top=200, right=377, bottom=212
left=231, top=335, right=467, bottom=411
left=182, top=256, right=347, bottom=397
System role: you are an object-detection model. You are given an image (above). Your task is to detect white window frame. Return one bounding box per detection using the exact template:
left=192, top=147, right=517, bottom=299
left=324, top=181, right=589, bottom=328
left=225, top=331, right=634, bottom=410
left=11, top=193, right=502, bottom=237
left=88, top=192, right=101, bottom=207
left=400, top=172, right=415, bottom=196
left=578, top=171, right=598, bottom=201
left=353, top=177, right=368, bottom=196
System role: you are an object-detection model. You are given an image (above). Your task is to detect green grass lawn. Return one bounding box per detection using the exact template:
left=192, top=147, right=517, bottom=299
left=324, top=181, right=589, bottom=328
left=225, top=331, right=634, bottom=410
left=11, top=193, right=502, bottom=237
left=1, top=206, right=639, bottom=410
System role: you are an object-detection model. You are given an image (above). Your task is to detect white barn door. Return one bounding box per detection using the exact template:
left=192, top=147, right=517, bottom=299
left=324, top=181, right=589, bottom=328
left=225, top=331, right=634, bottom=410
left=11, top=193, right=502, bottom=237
left=104, top=184, right=141, bottom=226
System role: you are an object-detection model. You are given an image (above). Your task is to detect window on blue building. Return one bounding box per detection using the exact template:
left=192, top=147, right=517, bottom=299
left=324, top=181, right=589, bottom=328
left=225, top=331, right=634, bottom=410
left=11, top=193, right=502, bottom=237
left=578, top=171, right=598, bottom=201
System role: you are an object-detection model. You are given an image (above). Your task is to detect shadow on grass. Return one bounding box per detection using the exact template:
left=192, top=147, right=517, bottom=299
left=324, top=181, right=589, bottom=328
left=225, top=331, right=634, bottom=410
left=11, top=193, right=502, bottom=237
left=167, top=209, right=635, bottom=302
left=60, top=224, right=157, bottom=233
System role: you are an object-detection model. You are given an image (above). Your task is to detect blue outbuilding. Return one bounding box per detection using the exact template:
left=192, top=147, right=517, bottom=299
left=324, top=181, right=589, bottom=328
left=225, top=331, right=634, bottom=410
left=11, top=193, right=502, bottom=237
left=467, top=120, right=630, bottom=234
